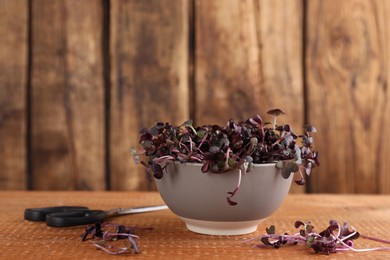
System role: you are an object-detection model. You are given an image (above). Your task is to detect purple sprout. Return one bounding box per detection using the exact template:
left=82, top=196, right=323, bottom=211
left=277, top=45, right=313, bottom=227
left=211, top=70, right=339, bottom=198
left=244, top=220, right=390, bottom=254
left=80, top=222, right=152, bottom=255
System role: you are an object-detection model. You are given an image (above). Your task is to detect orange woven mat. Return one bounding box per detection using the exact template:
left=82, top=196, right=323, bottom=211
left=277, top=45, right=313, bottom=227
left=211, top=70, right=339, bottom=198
left=0, top=192, right=389, bottom=259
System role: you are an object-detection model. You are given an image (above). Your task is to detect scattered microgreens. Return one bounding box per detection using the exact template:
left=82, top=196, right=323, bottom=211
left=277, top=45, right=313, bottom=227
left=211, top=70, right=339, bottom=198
left=243, top=220, right=390, bottom=254
left=133, top=109, right=319, bottom=205
left=80, top=222, right=152, bottom=255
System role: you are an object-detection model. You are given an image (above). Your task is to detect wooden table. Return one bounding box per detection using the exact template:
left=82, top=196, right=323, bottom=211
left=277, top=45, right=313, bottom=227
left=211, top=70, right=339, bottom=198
left=0, top=192, right=389, bottom=259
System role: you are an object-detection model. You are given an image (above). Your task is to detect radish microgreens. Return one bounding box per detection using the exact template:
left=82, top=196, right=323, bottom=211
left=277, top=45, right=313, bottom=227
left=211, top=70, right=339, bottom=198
left=244, top=220, right=390, bottom=254
left=134, top=109, right=319, bottom=205
left=80, top=222, right=152, bottom=255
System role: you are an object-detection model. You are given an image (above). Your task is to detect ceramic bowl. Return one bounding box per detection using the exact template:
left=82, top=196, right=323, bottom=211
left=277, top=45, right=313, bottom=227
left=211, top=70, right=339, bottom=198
left=154, top=161, right=293, bottom=235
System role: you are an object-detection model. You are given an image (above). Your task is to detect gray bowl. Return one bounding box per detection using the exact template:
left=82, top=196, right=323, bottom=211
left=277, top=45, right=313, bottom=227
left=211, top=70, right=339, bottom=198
left=155, top=161, right=293, bottom=235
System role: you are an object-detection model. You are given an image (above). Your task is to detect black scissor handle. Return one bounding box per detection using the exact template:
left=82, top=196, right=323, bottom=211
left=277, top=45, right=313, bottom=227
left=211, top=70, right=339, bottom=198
left=46, top=210, right=107, bottom=227
left=24, top=206, right=90, bottom=222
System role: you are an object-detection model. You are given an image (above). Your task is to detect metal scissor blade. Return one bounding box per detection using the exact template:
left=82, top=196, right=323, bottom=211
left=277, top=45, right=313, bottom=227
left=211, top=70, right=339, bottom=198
left=110, top=205, right=169, bottom=216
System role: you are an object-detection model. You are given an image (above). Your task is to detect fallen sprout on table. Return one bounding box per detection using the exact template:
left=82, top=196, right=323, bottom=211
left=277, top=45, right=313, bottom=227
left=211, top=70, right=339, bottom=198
left=80, top=222, right=152, bottom=255
left=243, top=220, right=390, bottom=254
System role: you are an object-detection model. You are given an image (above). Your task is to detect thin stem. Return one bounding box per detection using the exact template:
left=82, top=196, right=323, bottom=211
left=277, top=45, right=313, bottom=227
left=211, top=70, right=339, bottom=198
left=336, top=236, right=390, bottom=252
left=188, top=136, right=193, bottom=152
left=94, top=242, right=129, bottom=254
left=197, top=132, right=208, bottom=150
left=360, top=234, right=390, bottom=245
left=152, top=155, right=175, bottom=164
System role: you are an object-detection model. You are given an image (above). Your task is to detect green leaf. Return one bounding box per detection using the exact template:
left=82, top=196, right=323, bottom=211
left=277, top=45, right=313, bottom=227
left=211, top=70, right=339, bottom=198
left=197, top=129, right=206, bottom=138
left=276, top=161, right=284, bottom=169
left=228, top=158, right=237, bottom=168
left=182, top=119, right=193, bottom=127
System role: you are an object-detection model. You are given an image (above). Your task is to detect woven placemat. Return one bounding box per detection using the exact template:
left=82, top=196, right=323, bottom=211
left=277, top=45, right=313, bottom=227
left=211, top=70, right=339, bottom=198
left=0, top=192, right=389, bottom=259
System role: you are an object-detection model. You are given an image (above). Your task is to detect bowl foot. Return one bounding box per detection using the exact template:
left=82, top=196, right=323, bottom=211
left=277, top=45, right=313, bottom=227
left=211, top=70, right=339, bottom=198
left=180, top=217, right=264, bottom=235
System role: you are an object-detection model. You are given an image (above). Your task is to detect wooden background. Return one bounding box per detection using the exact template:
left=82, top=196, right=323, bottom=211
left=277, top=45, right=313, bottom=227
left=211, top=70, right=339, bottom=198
left=1, top=0, right=389, bottom=194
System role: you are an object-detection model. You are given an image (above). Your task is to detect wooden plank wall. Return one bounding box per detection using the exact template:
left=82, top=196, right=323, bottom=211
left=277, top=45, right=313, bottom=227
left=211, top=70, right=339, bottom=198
left=30, top=0, right=106, bottom=190
left=110, top=0, right=189, bottom=191
left=0, top=0, right=389, bottom=194
left=0, top=0, right=28, bottom=190
left=306, top=0, right=390, bottom=194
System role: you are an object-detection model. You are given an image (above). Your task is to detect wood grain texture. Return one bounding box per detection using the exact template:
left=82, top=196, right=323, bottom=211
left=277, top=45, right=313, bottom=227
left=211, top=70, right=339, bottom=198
left=195, top=0, right=305, bottom=192
left=0, top=0, right=28, bottom=190
left=110, top=0, right=190, bottom=190
left=195, top=0, right=303, bottom=126
left=30, top=0, right=105, bottom=190
left=306, top=0, right=390, bottom=193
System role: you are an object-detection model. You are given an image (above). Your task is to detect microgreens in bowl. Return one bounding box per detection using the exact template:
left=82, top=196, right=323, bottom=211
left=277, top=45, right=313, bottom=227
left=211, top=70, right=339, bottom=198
left=134, top=109, right=319, bottom=205
left=244, top=220, right=390, bottom=254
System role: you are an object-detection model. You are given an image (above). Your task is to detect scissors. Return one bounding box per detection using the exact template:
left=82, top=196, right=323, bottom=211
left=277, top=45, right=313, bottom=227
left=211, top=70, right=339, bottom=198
left=24, top=205, right=168, bottom=227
